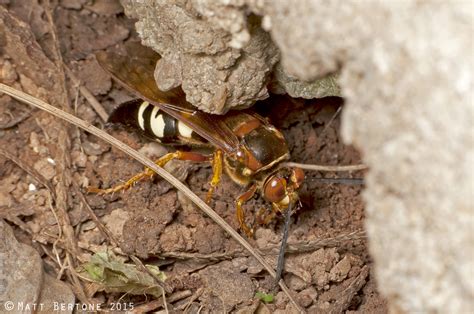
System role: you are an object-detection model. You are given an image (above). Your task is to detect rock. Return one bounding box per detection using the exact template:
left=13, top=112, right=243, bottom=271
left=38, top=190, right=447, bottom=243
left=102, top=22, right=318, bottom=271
left=264, top=1, right=473, bottom=312
left=120, top=0, right=279, bottom=113
left=102, top=208, right=130, bottom=240
left=60, top=0, right=85, bottom=10
left=246, top=257, right=264, bottom=275
left=37, top=273, right=75, bottom=313
left=0, top=220, right=43, bottom=312
left=120, top=0, right=343, bottom=112
left=298, top=248, right=339, bottom=289
left=193, top=223, right=225, bottom=254
left=286, top=274, right=307, bottom=291
left=73, top=56, right=112, bottom=96
left=199, top=261, right=255, bottom=312
left=33, top=159, right=56, bottom=181
left=85, top=1, right=124, bottom=15
left=0, top=220, right=74, bottom=313
left=71, top=150, right=87, bottom=168
left=269, top=63, right=341, bottom=99
left=121, top=204, right=176, bottom=258
left=329, top=255, right=351, bottom=282
left=0, top=59, right=18, bottom=84
left=159, top=223, right=194, bottom=252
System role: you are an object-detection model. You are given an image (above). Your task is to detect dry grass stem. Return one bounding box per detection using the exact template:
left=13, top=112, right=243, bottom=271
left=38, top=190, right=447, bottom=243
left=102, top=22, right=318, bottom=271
left=64, top=65, right=109, bottom=122
left=283, top=162, right=367, bottom=172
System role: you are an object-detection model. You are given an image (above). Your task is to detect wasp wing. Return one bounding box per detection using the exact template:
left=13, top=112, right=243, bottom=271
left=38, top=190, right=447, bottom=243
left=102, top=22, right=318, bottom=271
left=96, top=45, right=240, bottom=154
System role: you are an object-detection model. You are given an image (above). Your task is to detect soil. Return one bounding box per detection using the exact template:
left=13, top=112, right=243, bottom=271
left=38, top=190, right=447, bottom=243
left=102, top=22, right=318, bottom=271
left=0, top=0, right=388, bottom=313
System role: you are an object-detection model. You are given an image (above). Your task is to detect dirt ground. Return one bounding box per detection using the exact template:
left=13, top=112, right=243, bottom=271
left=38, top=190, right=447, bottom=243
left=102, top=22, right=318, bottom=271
left=0, top=0, right=388, bottom=312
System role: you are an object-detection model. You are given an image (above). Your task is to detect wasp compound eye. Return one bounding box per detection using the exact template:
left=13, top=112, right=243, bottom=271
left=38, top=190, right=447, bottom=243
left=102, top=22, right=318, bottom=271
left=264, top=176, right=287, bottom=203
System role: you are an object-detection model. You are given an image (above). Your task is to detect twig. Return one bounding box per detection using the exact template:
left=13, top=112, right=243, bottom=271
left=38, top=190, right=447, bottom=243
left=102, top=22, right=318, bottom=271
left=282, top=162, right=367, bottom=172
left=310, top=177, right=364, bottom=185
left=0, top=108, right=31, bottom=129
left=0, top=148, right=55, bottom=198
left=130, top=255, right=171, bottom=294
left=266, top=230, right=367, bottom=254
left=162, top=288, right=169, bottom=314
left=180, top=288, right=204, bottom=312
left=328, top=265, right=369, bottom=314
left=44, top=3, right=97, bottom=305
left=0, top=204, right=32, bottom=234
left=160, top=251, right=236, bottom=262
left=63, top=65, right=109, bottom=122
left=160, top=230, right=367, bottom=261
left=0, top=83, right=303, bottom=312
left=65, top=253, right=91, bottom=305
left=320, top=105, right=342, bottom=136
left=132, top=290, right=192, bottom=313
left=40, top=243, right=62, bottom=272
left=72, top=180, right=119, bottom=247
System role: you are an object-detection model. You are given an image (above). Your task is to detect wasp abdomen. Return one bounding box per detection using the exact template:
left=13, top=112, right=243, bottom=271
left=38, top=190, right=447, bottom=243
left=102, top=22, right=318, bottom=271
left=109, top=99, right=205, bottom=145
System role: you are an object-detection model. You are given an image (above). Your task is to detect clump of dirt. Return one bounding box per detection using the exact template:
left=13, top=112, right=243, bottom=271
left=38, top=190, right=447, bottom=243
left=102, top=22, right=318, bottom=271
left=0, top=0, right=387, bottom=312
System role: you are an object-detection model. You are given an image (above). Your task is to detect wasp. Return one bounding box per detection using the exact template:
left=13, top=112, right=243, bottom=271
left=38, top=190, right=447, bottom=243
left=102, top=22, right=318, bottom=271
left=92, top=44, right=304, bottom=237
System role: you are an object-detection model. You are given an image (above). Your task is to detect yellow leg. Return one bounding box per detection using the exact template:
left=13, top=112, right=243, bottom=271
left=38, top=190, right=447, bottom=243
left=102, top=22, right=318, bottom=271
left=88, top=151, right=209, bottom=195
left=236, top=184, right=257, bottom=237
left=206, top=150, right=223, bottom=203
left=256, top=207, right=277, bottom=226
left=256, top=201, right=285, bottom=226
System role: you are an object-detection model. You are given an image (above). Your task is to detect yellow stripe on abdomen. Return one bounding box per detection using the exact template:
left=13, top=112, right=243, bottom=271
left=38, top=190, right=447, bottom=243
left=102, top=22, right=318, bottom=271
left=177, top=121, right=194, bottom=138
left=137, top=101, right=149, bottom=130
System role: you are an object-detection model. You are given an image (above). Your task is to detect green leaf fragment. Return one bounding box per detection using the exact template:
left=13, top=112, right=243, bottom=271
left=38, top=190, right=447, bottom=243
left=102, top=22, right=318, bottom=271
left=255, top=291, right=274, bottom=303
left=79, top=251, right=166, bottom=298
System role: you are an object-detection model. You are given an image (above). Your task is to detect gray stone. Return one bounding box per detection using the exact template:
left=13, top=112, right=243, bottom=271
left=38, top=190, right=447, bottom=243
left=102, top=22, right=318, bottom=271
left=121, top=0, right=279, bottom=113
left=0, top=219, right=43, bottom=312
left=199, top=261, right=255, bottom=311
left=0, top=220, right=74, bottom=313
left=264, top=1, right=473, bottom=312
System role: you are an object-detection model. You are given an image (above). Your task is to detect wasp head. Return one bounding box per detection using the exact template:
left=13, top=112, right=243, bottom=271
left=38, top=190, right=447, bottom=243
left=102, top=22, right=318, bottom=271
left=262, top=167, right=304, bottom=212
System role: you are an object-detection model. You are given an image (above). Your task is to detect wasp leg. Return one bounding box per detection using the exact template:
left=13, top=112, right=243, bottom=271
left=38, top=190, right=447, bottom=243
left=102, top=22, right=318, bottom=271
left=88, top=151, right=209, bottom=195
left=256, top=207, right=277, bottom=226
left=206, top=149, right=223, bottom=203
left=256, top=202, right=284, bottom=226
left=236, top=184, right=257, bottom=237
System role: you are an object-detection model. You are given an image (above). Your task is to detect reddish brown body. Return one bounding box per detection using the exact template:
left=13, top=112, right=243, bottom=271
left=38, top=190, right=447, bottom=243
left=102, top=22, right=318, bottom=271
left=95, top=44, right=304, bottom=236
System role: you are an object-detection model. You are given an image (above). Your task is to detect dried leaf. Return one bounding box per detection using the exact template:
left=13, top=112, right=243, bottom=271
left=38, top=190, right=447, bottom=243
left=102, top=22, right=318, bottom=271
left=79, top=252, right=166, bottom=298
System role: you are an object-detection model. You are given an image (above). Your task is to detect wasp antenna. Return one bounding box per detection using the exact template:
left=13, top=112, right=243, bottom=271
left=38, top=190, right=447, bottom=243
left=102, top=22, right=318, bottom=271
left=274, top=202, right=293, bottom=290
left=161, top=103, right=196, bottom=114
